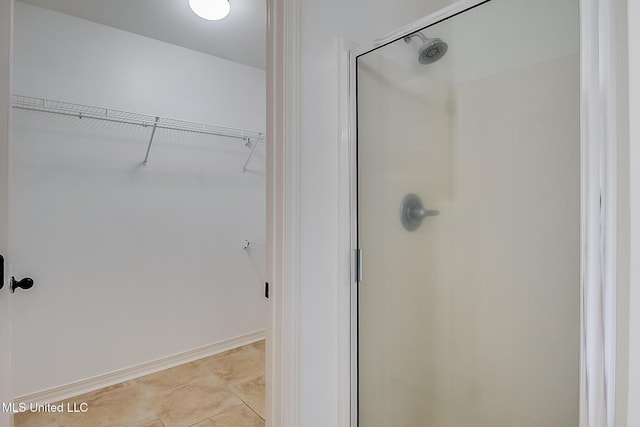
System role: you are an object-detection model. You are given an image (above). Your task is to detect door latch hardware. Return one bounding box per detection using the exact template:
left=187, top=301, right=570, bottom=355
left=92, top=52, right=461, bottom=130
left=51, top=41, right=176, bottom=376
left=0, top=255, right=4, bottom=290
left=11, top=276, right=34, bottom=293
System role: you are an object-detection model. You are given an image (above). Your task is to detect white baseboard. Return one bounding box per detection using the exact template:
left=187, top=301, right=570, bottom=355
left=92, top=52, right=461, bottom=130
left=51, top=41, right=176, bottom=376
left=14, top=329, right=265, bottom=405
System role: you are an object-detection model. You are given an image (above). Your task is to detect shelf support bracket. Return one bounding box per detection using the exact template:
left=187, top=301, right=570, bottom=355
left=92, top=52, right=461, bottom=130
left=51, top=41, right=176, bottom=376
left=242, top=138, right=259, bottom=173
left=142, top=116, right=160, bottom=165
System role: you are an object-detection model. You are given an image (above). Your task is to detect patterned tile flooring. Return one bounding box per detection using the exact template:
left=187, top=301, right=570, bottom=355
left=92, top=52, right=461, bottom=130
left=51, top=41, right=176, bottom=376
left=14, top=341, right=265, bottom=427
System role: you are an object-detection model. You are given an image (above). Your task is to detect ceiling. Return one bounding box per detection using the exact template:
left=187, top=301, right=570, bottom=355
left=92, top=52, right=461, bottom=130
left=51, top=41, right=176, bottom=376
left=17, top=0, right=266, bottom=69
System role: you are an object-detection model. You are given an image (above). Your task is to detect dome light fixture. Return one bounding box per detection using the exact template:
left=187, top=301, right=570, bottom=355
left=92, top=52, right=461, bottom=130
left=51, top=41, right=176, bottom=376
left=189, top=0, right=230, bottom=21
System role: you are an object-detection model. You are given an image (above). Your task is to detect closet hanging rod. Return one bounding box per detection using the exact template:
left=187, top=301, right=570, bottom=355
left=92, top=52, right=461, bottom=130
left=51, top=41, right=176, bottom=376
left=11, top=95, right=265, bottom=142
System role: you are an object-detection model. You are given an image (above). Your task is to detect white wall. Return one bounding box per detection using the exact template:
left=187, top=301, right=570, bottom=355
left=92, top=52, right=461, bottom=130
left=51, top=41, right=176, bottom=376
left=10, top=2, right=266, bottom=397
left=626, top=0, right=640, bottom=424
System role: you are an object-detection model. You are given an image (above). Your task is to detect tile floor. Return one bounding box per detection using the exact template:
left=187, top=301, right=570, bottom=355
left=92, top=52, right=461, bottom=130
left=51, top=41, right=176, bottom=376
left=14, top=340, right=265, bottom=427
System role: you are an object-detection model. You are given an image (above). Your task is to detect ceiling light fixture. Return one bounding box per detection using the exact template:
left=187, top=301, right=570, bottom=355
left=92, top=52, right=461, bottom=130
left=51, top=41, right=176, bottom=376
left=189, top=0, right=230, bottom=21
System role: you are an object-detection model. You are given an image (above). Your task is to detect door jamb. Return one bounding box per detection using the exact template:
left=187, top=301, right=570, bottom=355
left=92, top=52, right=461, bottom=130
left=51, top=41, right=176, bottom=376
left=266, top=0, right=300, bottom=426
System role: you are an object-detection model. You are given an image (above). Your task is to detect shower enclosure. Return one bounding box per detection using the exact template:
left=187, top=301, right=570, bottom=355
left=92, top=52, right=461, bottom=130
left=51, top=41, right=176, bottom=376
left=353, top=0, right=582, bottom=425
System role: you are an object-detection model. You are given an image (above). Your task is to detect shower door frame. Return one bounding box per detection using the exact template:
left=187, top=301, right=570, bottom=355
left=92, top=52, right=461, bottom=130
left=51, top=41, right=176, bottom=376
left=344, top=0, right=620, bottom=426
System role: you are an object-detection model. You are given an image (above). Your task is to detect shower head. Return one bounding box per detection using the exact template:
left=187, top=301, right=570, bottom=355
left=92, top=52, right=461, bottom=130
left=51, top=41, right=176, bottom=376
left=403, top=32, right=448, bottom=65
left=417, top=38, right=448, bottom=64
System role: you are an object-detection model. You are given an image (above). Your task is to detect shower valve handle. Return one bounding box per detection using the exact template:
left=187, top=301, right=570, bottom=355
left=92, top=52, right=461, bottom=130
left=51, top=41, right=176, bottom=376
left=410, top=207, right=440, bottom=219
left=11, top=276, right=34, bottom=293
left=401, top=193, right=439, bottom=231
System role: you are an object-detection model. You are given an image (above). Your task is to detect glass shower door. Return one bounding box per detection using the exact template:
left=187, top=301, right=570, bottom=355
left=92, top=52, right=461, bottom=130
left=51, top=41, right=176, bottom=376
left=356, top=1, right=580, bottom=426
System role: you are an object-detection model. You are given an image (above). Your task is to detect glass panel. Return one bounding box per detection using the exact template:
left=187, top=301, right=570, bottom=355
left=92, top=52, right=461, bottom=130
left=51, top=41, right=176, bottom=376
left=356, top=0, right=580, bottom=426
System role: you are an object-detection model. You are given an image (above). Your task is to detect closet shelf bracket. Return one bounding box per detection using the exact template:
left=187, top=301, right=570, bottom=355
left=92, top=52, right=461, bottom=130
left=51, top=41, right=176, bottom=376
left=142, top=116, right=160, bottom=165
left=242, top=138, right=261, bottom=173
left=243, top=240, right=265, bottom=249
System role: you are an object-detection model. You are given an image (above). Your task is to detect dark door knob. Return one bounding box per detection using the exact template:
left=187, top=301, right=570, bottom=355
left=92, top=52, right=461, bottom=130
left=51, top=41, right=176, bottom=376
left=11, top=277, right=34, bottom=293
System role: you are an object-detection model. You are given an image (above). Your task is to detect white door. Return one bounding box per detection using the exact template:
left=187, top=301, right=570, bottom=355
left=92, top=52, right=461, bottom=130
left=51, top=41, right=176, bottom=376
left=0, top=0, right=13, bottom=425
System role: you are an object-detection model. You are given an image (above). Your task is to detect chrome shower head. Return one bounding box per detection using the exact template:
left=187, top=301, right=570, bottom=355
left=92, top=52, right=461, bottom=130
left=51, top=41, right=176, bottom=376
left=417, top=38, right=448, bottom=64
left=404, top=32, right=448, bottom=65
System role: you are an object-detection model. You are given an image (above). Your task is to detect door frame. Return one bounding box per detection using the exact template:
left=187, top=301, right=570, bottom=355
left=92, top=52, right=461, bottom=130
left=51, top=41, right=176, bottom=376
left=266, top=0, right=300, bottom=426
left=0, top=1, right=296, bottom=427
left=0, top=0, right=13, bottom=425
left=342, top=0, right=620, bottom=426
left=0, top=0, right=301, bottom=425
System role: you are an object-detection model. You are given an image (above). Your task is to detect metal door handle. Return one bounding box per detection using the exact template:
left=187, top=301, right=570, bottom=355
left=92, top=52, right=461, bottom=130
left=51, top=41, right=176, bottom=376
left=11, top=276, right=34, bottom=293
left=0, top=255, right=4, bottom=290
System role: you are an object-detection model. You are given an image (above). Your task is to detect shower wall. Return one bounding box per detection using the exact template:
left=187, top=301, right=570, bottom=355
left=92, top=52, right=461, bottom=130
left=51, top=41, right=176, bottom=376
left=11, top=2, right=266, bottom=397
left=358, top=37, right=579, bottom=427
left=448, top=53, right=580, bottom=426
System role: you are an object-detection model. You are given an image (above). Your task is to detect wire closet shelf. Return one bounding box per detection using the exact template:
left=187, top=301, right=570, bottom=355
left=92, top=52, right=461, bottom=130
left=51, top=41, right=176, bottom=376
left=11, top=95, right=265, bottom=168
